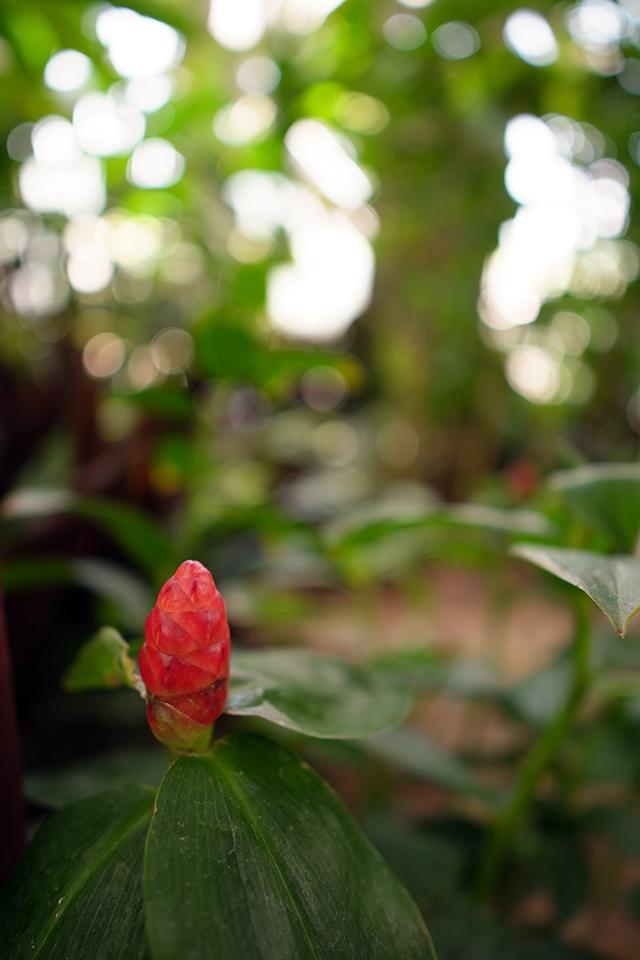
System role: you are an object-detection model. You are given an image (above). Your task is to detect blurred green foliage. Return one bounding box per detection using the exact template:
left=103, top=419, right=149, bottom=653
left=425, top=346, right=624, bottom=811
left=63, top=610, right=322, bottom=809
left=4, top=0, right=640, bottom=956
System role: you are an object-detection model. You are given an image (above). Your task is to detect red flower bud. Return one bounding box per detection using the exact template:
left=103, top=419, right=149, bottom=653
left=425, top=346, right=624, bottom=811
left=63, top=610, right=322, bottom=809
left=139, top=560, right=230, bottom=753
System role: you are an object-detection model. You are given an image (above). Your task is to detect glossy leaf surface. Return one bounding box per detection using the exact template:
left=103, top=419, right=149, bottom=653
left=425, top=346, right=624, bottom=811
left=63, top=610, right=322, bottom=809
left=513, top=544, right=640, bottom=635
left=226, top=648, right=412, bottom=738
left=144, top=733, right=436, bottom=960
left=0, top=785, right=153, bottom=960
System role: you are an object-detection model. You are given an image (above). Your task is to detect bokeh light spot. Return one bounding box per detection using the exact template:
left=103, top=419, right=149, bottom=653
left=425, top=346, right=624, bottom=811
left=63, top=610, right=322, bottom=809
left=44, top=50, right=92, bottom=93
left=433, top=22, right=480, bottom=60
left=213, top=96, right=276, bottom=146
left=504, top=10, right=558, bottom=67
left=128, top=139, right=185, bottom=189
left=83, top=332, right=126, bottom=378
left=151, top=328, right=193, bottom=374
left=383, top=14, right=427, bottom=51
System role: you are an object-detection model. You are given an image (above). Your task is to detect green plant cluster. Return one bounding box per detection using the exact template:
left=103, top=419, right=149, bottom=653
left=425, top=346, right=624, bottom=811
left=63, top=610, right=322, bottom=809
left=4, top=0, right=640, bottom=957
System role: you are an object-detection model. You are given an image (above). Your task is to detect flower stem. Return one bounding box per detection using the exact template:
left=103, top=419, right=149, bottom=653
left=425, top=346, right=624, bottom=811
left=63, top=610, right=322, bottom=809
left=475, top=599, right=592, bottom=900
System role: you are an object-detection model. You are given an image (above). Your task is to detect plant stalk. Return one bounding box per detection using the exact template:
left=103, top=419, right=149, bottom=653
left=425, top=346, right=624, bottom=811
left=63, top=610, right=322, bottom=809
left=475, top=600, right=592, bottom=900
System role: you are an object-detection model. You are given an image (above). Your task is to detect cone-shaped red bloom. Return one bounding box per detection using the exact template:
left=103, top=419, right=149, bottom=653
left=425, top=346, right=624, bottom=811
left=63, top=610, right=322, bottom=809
left=139, top=560, right=230, bottom=752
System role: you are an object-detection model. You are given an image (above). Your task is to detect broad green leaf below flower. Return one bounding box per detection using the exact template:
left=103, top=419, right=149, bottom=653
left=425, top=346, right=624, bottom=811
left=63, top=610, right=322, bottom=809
left=144, top=733, right=436, bottom=960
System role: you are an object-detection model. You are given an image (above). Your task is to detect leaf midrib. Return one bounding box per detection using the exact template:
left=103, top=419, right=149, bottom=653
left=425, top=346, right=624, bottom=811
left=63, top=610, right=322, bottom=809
left=211, top=753, right=322, bottom=960
left=30, top=794, right=152, bottom=960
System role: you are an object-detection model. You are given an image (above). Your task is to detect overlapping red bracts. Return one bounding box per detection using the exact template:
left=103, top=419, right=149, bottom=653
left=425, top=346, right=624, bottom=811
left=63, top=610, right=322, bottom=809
left=139, top=560, right=230, bottom=748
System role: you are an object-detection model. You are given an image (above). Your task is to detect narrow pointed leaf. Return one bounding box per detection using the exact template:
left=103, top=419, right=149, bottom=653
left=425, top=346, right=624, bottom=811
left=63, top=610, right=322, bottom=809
left=0, top=785, right=154, bottom=960
left=226, top=649, right=412, bottom=738
left=63, top=627, right=136, bottom=691
left=513, top=544, right=640, bottom=635
left=144, top=733, right=436, bottom=960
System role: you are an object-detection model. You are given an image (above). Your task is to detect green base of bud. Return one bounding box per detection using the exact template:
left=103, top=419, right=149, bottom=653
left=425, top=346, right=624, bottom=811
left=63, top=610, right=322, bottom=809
left=147, top=697, right=214, bottom=755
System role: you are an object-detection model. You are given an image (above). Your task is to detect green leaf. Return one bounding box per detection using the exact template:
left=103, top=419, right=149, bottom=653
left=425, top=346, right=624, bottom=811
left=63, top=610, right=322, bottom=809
left=550, top=463, right=640, bottom=552
left=371, top=648, right=500, bottom=699
left=0, top=785, right=153, bottom=960
left=25, top=748, right=168, bottom=808
left=439, top=504, right=553, bottom=539
left=63, top=627, right=136, bottom=692
left=326, top=504, right=555, bottom=581
left=365, top=814, right=465, bottom=904
left=513, top=544, right=640, bottom=636
left=226, top=649, right=412, bottom=739
left=195, top=321, right=360, bottom=394
left=144, top=733, right=436, bottom=960
left=0, top=488, right=176, bottom=584
left=330, top=504, right=552, bottom=552
left=70, top=559, right=153, bottom=630
left=115, top=385, right=194, bottom=419
left=1, top=556, right=152, bottom=631
left=503, top=652, right=573, bottom=728
left=73, top=498, right=177, bottom=584
left=0, top=556, right=72, bottom=590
